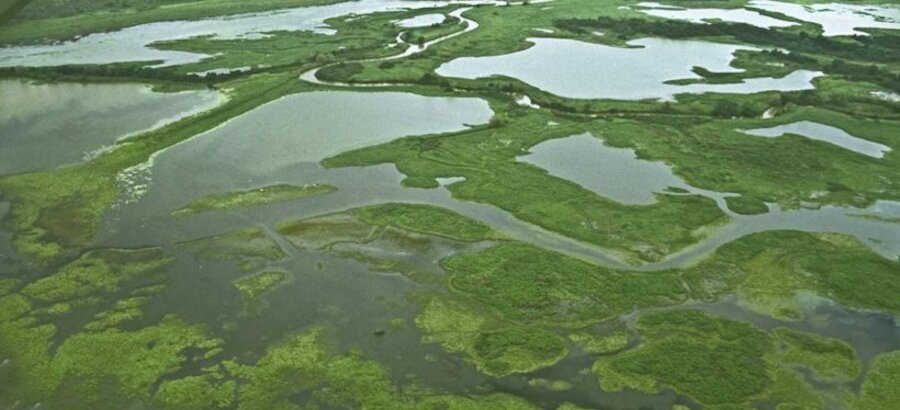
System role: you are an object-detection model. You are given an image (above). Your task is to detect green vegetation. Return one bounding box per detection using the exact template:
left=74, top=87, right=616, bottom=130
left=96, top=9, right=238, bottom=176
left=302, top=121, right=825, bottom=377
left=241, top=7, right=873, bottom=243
left=592, top=310, right=860, bottom=408
left=0, top=299, right=222, bottom=409
left=444, top=242, right=687, bottom=325
left=0, top=0, right=346, bottom=44
left=179, top=227, right=286, bottom=261
left=684, top=231, right=900, bottom=319
left=325, top=111, right=730, bottom=263
left=594, top=310, right=772, bottom=405
left=0, top=0, right=31, bottom=22
left=276, top=202, right=497, bottom=253
left=234, top=271, right=287, bottom=311
left=725, top=195, right=769, bottom=215
left=568, top=329, right=630, bottom=354
left=154, top=375, right=236, bottom=410
left=22, top=248, right=170, bottom=303
left=225, top=327, right=540, bottom=409
left=277, top=212, right=377, bottom=250
left=172, top=184, right=335, bottom=216
left=2, top=0, right=899, bottom=407
left=853, top=351, right=900, bottom=410
left=771, top=327, right=860, bottom=382
left=415, top=297, right=568, bottom=377
left=355, top=203, right=496, bottom=242
left=0, top=73, right=309, bottom=266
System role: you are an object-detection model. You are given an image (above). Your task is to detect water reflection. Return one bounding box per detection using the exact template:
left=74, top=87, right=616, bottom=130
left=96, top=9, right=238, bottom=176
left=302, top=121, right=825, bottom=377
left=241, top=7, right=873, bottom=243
left=0, top=79, right=221, bottom=175
left=436, top=37, right=821, bottom=100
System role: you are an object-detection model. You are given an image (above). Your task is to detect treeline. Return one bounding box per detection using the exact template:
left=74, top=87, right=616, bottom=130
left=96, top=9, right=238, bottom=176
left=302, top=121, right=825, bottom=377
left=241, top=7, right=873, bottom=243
left=13, top=0, right=191, bottom=20
left=553, top=17, right=900, bottom=64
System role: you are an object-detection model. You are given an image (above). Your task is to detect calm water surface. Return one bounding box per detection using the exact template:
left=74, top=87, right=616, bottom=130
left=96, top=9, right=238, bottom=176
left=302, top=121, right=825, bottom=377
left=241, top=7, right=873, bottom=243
left=637, top=2, right=798, bottom=28
left=436, top=37, right=821, bottom=100
left=395, top=13, right=446, bottom=27
left=0, top=79, right=221, bottom=175
left=741, top=120, right=892, bottom=159
left=0, top=0, right=496, bottom=68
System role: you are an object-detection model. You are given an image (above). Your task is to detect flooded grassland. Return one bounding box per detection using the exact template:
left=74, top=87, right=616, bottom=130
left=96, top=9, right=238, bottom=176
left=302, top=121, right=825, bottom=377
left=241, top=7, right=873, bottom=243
left=1, top=0, right=899, bottom=409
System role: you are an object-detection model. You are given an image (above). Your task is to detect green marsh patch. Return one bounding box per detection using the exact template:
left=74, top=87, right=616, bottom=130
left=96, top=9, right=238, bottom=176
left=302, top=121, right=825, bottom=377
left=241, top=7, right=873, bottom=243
left=172, top=183, right=335, bottom=216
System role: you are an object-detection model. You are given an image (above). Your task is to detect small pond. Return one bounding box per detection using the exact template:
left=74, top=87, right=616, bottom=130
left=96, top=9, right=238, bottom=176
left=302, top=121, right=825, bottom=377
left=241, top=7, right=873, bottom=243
left=395, top=13, right=446, bottom=28
left=741, top=120, right=891, bottom=159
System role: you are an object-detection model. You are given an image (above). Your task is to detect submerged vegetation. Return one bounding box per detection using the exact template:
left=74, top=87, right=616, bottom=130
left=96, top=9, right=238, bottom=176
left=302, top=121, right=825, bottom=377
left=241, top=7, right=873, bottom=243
left=1, top=0, right=898, bottom=408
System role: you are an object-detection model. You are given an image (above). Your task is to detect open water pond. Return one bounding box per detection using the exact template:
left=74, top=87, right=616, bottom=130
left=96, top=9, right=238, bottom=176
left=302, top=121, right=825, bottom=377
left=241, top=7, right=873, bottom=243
left=519, top=133, right=731, bottom=206
left=749, top=0, right=900, bottom=36
left=395, top=13, right=446, bottom=28
left=0, top=0, right=495, bottom=68
left=0, top=79, right=221, bottom=175
left=637, top=2, right=798, bottom=29
left=741, top=121, right=892, bottom=159
left=436, top=37, right=821, bottom=100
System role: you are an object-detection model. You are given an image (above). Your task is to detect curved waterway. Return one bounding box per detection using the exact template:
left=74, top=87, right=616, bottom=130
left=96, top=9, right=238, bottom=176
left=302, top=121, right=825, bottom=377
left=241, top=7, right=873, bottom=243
left=0, top=79, right=222, bottom=175
left=300, top=7, right=480, bottom=85
left=0, top=0, right=498, bottom=68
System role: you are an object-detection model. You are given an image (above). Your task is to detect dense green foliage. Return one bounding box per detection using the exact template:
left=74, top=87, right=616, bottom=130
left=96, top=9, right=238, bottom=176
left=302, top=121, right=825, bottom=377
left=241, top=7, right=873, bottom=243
left=592, top=310, right=863, bottom=408
left=444, top=242, right=686, bottom=324
left=16, top=0, right=187, bottom=20
left=854, top=351, right=900, bottom=410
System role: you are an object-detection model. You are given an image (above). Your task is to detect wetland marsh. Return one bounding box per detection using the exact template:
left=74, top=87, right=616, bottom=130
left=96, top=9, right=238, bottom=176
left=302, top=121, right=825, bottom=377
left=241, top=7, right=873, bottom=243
left=0, top=0, right=898, bottom=409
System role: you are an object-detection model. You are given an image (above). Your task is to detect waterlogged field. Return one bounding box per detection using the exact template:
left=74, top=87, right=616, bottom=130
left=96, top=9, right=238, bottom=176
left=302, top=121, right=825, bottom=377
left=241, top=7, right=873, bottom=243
left=0, top=0, right=898, bottom=409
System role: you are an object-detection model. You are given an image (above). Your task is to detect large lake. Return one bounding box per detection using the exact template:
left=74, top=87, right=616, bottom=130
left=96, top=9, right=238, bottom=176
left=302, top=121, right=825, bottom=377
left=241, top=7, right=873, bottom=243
left=436, top=37, right=821, bottom=100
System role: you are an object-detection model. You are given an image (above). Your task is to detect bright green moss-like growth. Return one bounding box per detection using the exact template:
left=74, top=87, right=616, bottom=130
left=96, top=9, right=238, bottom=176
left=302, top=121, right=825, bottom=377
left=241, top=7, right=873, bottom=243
left=591, top=310, right=870, bottom=408
left=772, top=327, right=860, bottom=382
left=83, top=296, right=150, bottom=331
left=234, top=271, right=287, bottom=311
left=21, top=248, right=171, bottom=303
left=683, top=231, right=900, bottom=319
left=444, top=242, right=686, bottom=325
left=593, top=311, right=772, bottom=406
left=854, top=351, right=900, bottom=410
left=569, top=330, right=630, bottom=354
left=416, top=297, right=567, bottom=377
left=474, top=326, right=568, bottom=377
left=154, top=375, right=236, bottom=410
left=1, top=300, right=222, bottom=410
left=230, top=326, right=540, bottom=409
left=172, top=184, right=336, bottom=216
left=355, top=203, right=496, bottom=242
left=50, top=315, right=223, bottom=409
